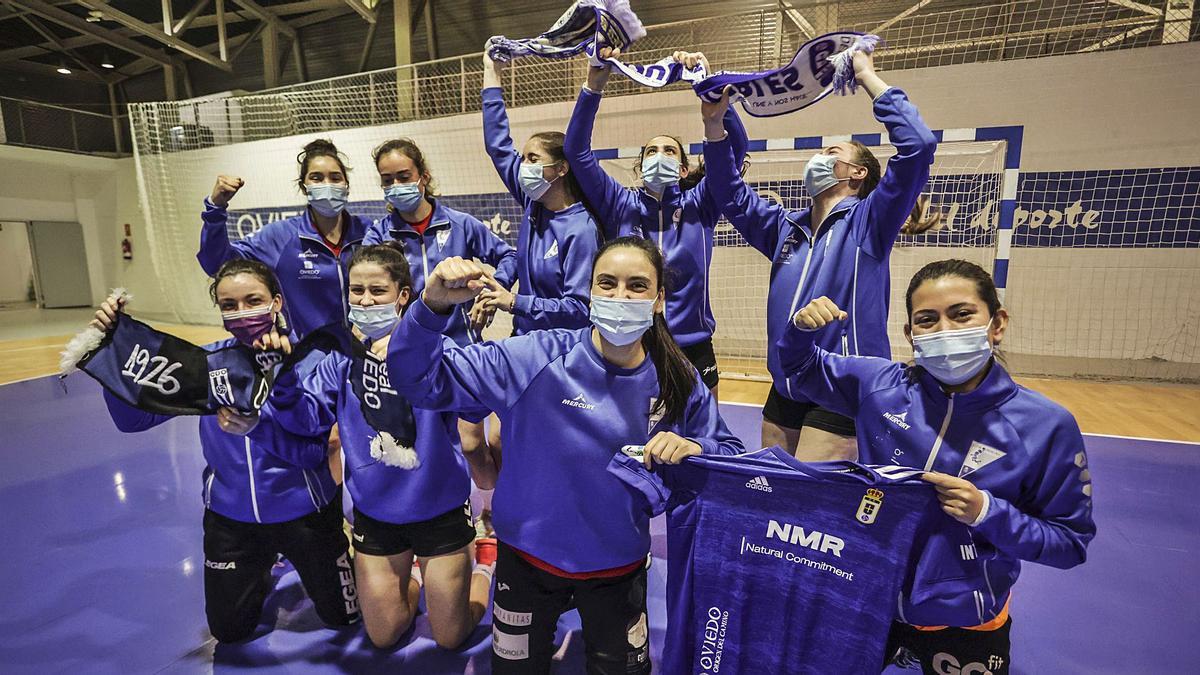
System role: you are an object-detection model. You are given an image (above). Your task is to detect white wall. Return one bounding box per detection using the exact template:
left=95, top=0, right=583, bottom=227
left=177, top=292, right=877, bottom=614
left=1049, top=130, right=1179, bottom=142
left=0, top=146, right=165, bottom=315
left=0, top=221, right=33, bottom=303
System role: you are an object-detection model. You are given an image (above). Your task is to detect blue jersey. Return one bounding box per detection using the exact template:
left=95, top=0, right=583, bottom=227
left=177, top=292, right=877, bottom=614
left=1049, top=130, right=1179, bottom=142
left=619, top=447, right=938, bottom=674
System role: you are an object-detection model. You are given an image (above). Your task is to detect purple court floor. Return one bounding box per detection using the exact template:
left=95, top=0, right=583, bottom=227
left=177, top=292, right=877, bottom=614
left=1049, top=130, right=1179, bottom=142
left=0, top=374, right=1196, bottom=674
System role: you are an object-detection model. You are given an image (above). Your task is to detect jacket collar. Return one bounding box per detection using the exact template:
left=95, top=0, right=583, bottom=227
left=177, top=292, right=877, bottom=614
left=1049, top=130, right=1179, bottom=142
left=637, top=182, right=682, bottom=210
left=296, top=208, right=367, bottom=249
left=786, top=195, right=860, bottom=236
left=916, top=358, right=1020, bottom=412
left=387, top=198, right=452, bottom=236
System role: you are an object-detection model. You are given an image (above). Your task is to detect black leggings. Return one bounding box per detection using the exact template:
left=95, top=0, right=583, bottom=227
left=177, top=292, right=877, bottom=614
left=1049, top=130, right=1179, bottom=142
left=490, top=542, right=651, bottom=675
left=202, top=494, right=359, bottom=643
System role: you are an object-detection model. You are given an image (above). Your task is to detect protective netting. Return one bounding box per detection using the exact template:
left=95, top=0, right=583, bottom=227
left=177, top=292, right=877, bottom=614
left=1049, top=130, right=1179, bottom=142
left=129, top=1, right=1200, bottom=382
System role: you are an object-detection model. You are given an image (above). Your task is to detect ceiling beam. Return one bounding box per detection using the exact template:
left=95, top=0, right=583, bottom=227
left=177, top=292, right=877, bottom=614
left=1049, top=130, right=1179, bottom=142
left=341, top=0, right=375, bottom=23
left=230, top=0, right=297, bottom=39
left=172, top=0, right=211, bottom=34
left=286, top=4, right=351, bottom=28
left=72, top=1, right=233, bottom=71
left=19, top=13, right=113, bottom=81
left=5, top=0, right=176, bottom=66
left=117, top=20, right=263, bottom=80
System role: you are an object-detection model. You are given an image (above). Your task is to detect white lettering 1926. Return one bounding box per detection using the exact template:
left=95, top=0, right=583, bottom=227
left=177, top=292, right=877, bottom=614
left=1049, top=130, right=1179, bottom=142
left=122, top=344, right=182, bottom=395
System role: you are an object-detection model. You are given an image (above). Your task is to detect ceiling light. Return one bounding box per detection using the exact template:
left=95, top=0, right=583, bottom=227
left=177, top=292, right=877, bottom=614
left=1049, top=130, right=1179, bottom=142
left=56, top=65, right=72, bottom=75
left=86, top=10, right=103, bottom=23
left=101, top=61, right=114, bottom=69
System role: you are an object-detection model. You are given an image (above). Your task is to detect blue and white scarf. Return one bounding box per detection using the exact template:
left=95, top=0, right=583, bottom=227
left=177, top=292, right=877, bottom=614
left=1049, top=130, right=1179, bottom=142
left=486, top=0, right=645, bottom=63
left=602, top=32, right=880, bottom=117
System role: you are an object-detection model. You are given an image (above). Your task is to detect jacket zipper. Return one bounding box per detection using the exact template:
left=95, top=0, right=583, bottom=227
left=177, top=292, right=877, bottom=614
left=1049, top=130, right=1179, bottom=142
left=245, top=437, right=262, bottom=523
left=783, top=228, right=817, bottom=399
left=923, top=395, right=955, bottom=471
left=658, top=207, right=668, bottom=325
left=204, top=472, right=214, bottom=509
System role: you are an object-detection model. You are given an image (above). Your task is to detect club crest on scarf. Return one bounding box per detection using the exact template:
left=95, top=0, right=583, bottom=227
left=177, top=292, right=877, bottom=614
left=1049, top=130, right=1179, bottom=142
left=63, top=313, right=281, bottom=416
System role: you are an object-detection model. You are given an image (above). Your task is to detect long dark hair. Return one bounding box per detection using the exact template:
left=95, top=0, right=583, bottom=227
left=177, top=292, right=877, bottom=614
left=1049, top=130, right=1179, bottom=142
left=295, top=138, right=350, bottom=193
left=593, top=236, right=696, bottom=427
left=349, top=241, right=413, bottom=291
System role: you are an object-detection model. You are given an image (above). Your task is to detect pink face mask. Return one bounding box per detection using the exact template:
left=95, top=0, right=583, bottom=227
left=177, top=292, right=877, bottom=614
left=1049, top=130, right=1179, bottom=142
left=221, top=305, right=277, bottom=345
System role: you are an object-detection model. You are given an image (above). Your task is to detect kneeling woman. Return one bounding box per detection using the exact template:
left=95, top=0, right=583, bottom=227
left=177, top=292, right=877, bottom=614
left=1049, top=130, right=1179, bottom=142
left=269, top=242, right=493, bottom=650
left=781, top=260, right=1095, bottom=672
left=387, top=237, right=744, bottom=674
left=95, top=259, right=359, bottom=643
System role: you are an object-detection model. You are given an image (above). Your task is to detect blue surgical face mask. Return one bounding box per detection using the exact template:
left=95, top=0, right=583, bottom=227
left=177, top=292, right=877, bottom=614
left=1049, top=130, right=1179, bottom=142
left=912, top=324, right=994, bottom=385
left=519, top=161, right=558, bottom=201
left=590, top=296, right=656, bottom=346
left=306, top=183, right=349, bottom=217
left=384, top=181, right=424, bottom=213
left=349, top=302, right=400, bottom=340
left=640, top=152, right=680, bottom=191
left=803, top=153, right=850, bottom=197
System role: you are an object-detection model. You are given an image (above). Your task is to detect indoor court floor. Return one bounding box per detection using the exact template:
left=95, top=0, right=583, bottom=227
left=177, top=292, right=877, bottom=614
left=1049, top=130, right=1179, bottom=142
left=0, top=314, right=1197, bottom=674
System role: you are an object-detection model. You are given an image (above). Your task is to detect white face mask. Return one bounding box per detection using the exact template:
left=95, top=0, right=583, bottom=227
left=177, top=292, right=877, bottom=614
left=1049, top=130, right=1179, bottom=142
left=306, top=183, right=349, bottom=217
left=803, top=153, right=850, bottom=197
left=640, top=152, right=680, bottom=191
left=519, top=161, right=558, bottom=201
left=912, top=324, right=994, bottom=385
left=590, top=296, right=656, bottom=346
left=348, top=302, right=399, bottom=340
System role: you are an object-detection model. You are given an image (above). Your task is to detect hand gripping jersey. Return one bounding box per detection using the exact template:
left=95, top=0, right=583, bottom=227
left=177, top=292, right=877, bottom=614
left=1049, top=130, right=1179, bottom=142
left=613, top=446, right=939, bottom=674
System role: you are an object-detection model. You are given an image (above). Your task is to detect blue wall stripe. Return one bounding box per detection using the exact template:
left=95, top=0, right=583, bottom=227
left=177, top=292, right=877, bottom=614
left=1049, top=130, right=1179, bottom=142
left=851, top=133, right=881, bottom=146
left=593, top=148, right=620, bottom=160
left=975, top=126, right=1024, bottom=169
left=746, top=139, right=768, bottom=152
left=688, top=142, right=703, bottom=155
left=991, top=258, right=1010, bottom=288
left=997, top=199, right=1017, bottom=231
left=794, top=136, right=823, bottom=149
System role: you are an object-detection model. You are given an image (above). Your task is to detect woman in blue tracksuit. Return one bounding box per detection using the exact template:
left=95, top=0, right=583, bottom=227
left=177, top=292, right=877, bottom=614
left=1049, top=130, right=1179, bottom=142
left=565, top=49, right=749, bottom=392
left=781, top=259, right=1096, bottom=673
left=269, top=243, right=494, bottom=650
left=387, top=237, right=744, bottom=674
left=361, top=137, right=517, bottom=474
left=701, top=48, right=937, bottom=460
left=94, top=259, right=359, bottom=643
left=362, top=138, right=517, bottom=345
left=479, top=48, right=602, bottom=336
left=198, top=138, right=369, bottom=338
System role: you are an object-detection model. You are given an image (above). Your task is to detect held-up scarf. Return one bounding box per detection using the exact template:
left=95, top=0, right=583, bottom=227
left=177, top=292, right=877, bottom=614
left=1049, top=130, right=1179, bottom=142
left=62, top=312, right=281, bottom=415
left=602, top=32, right=879, bottom=117
left=344, top=335, right=419, bottom=470
left=485, top=0, right=645, bottom=63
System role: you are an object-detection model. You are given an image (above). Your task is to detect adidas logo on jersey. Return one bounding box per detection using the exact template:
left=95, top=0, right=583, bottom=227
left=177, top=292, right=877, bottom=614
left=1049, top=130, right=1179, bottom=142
left=544, top=240, right=559, bottom=259
left=561, top=393, right=596, bottom=410
left=883, top=410, right=911, bottom=430
left=745, top=475, right=773, bottom=492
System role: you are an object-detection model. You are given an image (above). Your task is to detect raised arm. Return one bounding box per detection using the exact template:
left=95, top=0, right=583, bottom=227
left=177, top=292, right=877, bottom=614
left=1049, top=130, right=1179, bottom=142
left=562, top=60, right=638, bottom=239
left=510, top=226, right=596, bottom=330
left=387, top=257, right=567, bottom=414
left=778, top=297, right=904, bottom=419
left=701, top=90, right=789, bottom=258
left=850, top=52, right=938, bottom=258
left=481, top=52, right=527, bottom=204
left=197, top=175, right=277, bottom=275
left=971, top=416, right=1096, bottom=569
